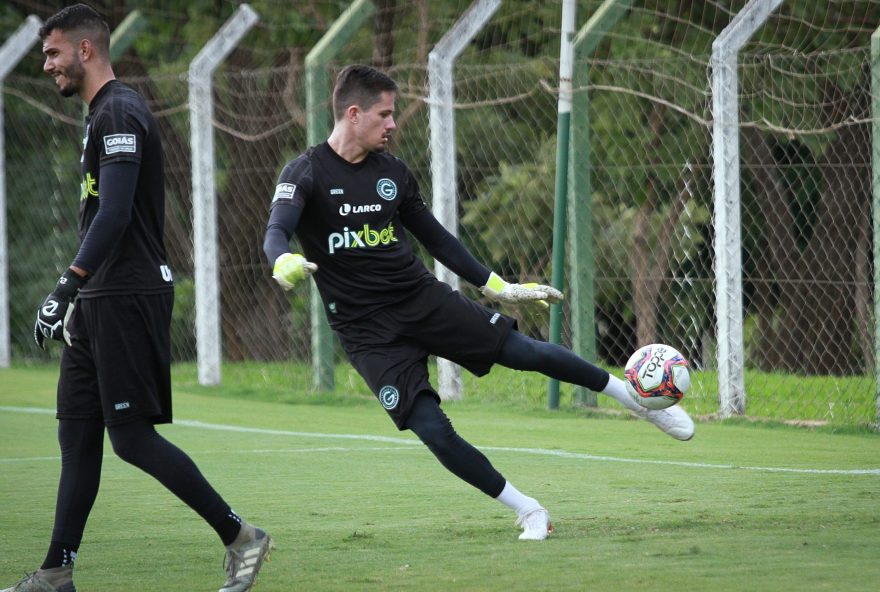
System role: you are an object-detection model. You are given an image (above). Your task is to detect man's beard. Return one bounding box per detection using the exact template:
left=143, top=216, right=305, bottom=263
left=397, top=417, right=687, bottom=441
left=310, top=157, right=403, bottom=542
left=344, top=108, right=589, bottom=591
left=58, top=61, right=85, bottom=97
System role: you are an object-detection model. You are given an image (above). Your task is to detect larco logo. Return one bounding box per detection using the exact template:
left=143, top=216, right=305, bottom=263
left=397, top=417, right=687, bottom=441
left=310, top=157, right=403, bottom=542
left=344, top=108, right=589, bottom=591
left=379, top=385, right=399, bottom=410
left=327, top=223, right=397, bottom=254
left=339, top=203, right=382, bottom=216
left=103, top=134, right=136, bottom=155
left=376, top=178, right=397, bottom=201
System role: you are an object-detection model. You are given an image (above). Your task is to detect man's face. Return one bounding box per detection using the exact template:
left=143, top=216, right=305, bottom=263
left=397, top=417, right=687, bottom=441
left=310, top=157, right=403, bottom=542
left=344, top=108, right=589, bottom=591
left=42, top=29, right=86, bottom=98
left=357, top=91, right=397, bottom=153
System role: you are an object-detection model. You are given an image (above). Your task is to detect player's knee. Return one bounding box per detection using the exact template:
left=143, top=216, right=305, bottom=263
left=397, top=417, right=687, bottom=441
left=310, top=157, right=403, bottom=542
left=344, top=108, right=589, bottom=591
left=414, top=419, right=457, bottom=452
left=107, top=422, right=154, bottom=466
left=499, top=331, right=546, bottom=371
left=406, top=393, right=457, bottom=450
left=109, top=437, right=139, bottom=465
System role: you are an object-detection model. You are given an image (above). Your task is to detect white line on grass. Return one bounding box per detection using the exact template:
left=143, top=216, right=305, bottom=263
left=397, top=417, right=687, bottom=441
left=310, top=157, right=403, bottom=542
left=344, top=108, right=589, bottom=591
left=0, top=446, right=416, bottom=463
left=245, top=446, right=414, bottom=454
left=0, top=456, right=64, bottom=463
left=2, top=406, right=879, bottom=476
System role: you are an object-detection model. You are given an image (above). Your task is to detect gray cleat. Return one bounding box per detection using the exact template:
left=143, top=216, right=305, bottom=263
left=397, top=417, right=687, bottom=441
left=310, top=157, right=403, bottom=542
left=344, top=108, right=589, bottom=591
left=1, top=567, right=75, bottom=592
left=219, top=522, right=273, bottom=592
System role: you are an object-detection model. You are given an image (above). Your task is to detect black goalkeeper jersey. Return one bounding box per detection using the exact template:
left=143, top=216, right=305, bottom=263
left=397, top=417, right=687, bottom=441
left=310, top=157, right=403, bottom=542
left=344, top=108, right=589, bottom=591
left=77, top=80, right=172, bottom=298
left=270, top=142, right=437, bottom=325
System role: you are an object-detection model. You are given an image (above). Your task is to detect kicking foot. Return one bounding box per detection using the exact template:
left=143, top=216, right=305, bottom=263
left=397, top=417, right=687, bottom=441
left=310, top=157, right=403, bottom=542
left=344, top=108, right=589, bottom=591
left=516, top=507, right=553, bottom=541
left=635, top=404, right=695, bottom=441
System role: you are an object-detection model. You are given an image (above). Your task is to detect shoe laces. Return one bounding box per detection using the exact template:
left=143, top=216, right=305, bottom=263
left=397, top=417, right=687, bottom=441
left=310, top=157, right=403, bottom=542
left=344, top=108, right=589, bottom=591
left=222, top=548, right=243, bottom=583
left=12, top=572, right=37, bottom=590
left=516, top=507, right=547, bottom=528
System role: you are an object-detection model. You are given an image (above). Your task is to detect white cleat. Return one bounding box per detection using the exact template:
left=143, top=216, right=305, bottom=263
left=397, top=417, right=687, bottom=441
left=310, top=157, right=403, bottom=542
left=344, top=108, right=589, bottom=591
left=635, top=404, right=695, bottom=441
left=516, top=507, right=553, bottom=541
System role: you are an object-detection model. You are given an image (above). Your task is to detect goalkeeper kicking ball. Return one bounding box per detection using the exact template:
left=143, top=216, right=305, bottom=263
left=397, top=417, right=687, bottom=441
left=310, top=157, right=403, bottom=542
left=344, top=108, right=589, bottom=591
left=624, top=344, right=690, bottom=410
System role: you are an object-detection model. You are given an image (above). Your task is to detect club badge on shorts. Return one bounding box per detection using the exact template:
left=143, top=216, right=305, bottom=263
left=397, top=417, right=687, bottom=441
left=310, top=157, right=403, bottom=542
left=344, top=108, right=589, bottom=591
left=379, top=385, right=400, bottom=410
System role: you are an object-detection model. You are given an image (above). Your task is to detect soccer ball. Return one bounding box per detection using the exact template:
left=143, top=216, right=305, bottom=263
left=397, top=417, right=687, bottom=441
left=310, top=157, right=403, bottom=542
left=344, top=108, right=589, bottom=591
left=624, top=344, right=690, bottom=410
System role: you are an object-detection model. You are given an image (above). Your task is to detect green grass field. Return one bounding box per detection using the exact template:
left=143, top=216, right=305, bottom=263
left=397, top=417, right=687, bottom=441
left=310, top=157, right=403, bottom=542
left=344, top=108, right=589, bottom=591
left=2, top=365, right=879, bottom=591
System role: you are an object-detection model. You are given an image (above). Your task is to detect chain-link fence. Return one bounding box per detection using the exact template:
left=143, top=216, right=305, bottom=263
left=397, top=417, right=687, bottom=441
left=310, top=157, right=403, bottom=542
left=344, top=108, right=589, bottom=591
left=2, top=1, right=878, bottom=427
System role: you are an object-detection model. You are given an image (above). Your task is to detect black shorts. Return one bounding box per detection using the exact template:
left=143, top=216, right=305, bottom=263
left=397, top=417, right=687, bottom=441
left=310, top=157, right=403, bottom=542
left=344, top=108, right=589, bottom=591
left=336, top=281, right=516, bottom=430
left=57, top=292, right=174, bottom=426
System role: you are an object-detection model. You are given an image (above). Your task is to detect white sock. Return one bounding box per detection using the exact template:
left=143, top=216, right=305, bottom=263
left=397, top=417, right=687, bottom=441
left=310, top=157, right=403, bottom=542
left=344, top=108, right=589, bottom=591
left=495, top=481, right=541, bottom=516
left=603, top=374, right=642, bottom=412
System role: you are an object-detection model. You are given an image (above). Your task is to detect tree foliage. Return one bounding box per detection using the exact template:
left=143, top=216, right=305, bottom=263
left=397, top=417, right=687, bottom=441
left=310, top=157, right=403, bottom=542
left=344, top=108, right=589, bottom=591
left=1, top=1, right=876, bottom=374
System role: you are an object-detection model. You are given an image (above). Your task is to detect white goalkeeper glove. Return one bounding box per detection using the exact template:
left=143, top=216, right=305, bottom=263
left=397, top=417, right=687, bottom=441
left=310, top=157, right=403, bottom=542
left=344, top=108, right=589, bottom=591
left=480, top=272, right=563, bottom=307
left=272, top=253, right=317, bottom=290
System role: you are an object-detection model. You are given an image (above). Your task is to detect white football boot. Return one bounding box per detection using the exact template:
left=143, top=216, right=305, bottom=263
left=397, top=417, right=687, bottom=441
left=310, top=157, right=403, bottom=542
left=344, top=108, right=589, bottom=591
left=516, top=507, right=553, bottom=541
left=634, top=404, right=695, bottom=441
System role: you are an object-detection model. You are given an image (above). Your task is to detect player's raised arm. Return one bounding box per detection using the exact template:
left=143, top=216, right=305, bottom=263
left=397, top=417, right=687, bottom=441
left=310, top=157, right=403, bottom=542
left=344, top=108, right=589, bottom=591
left=401, top=206, right=563, bottom=306
left=400, top=205, right=490, bottom=287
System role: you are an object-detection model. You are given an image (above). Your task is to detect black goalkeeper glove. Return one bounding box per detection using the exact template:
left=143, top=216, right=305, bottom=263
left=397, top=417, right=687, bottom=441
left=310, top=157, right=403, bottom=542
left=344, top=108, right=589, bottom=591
left=34, top=269, right=85, bottom=349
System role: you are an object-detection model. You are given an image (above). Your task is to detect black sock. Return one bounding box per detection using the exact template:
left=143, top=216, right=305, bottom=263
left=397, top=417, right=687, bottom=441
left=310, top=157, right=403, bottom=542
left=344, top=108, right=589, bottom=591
left=219, top=509, right=244, bottom=546
left=41, top=542, right=77, bottom=570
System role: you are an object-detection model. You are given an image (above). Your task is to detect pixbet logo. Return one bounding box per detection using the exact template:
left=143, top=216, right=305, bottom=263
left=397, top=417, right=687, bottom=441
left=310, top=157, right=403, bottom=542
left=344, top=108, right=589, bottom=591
left=327, top=223, right=397, bottom=254
left=80, top=172, right=98, bottom=202
left=639, top=346, right=668, bottom=382
left=339, top=203, right=382, bottom=216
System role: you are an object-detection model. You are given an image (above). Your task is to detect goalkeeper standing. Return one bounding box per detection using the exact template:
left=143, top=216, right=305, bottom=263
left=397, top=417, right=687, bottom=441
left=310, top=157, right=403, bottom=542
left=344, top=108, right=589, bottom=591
left=264, top=64, right=695, bottom=541
left=4, top=6, right=271, bottom=592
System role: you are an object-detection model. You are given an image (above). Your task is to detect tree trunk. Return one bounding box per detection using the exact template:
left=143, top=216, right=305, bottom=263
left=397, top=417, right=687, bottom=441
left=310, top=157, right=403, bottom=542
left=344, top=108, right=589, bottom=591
left=373, top=0, right=396, bottom=70
left=631, top=103, right=665, bottom=345
left=743, top=102, right=870, bottom=375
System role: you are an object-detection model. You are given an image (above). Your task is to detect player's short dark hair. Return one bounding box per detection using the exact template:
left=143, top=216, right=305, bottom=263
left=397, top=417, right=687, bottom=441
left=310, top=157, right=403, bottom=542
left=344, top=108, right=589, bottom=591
left=332, top=64, right=398, bottom=121
left=39, top=4, right=110, bottom=56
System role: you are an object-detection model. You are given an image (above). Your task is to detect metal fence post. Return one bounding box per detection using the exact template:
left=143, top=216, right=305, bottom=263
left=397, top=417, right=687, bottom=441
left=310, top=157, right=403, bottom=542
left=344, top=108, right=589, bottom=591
left=0, top=15, right=42, bottom=368
left=567, top=0, right=634, bottom=407
left=428, top=0, right=501, bottom=400
left=871, top=24, right=880, bottom=429
left=711, top=0, right=783, bottom=417
left=547, top=0, right=577, bottom=408
left=189, top=4, right=259, bottom=386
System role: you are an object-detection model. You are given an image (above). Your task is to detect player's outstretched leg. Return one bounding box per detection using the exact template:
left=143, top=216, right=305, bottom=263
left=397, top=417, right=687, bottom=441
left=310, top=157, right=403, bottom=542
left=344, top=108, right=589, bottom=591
left=497, top=330, right=695, bottom=440
left=630, top=402, right=695, bottom=441
left=219, top=521, right=273, bottom=592
left=1, top=567, right=75, bottom=592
